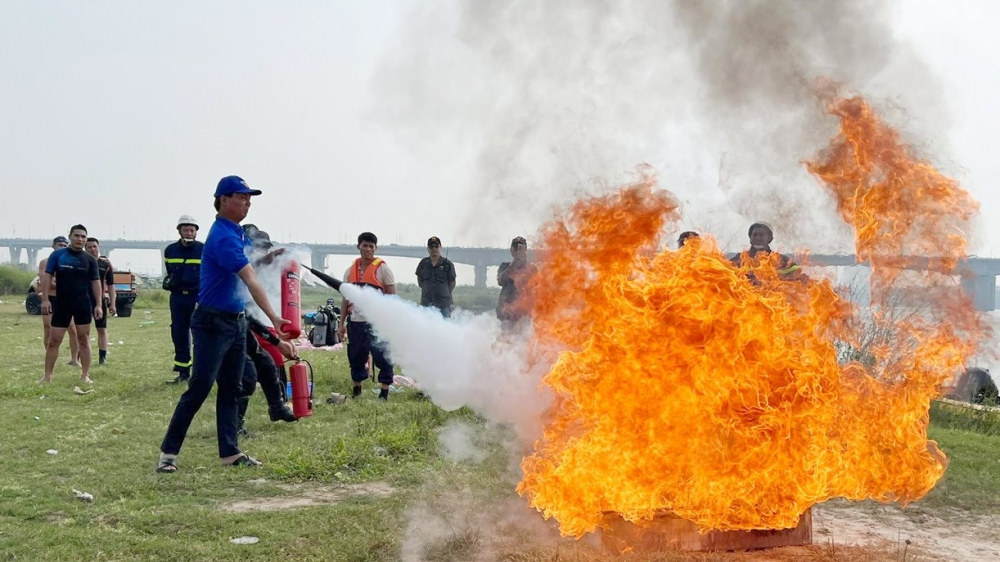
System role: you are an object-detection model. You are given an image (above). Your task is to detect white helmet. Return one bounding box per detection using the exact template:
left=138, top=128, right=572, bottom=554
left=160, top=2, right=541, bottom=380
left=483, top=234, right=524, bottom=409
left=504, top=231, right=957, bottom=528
left=176, top=215, right=199, bottom=231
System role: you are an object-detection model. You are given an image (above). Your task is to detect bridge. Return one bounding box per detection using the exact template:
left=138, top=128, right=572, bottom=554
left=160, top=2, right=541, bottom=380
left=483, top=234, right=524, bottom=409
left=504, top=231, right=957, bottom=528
left=0, top=237, right=512, bottom=289
left=2, top=237, right=998, bottom=310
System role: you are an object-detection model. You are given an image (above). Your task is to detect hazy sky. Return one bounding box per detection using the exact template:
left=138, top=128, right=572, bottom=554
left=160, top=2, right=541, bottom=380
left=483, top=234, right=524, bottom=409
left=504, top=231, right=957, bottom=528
left=2, top=0, right=999, bottom=277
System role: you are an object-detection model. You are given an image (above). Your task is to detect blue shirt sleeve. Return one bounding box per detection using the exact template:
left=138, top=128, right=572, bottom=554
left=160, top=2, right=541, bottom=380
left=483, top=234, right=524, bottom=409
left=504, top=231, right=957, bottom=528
left=216, top=231, right=250, bottom=274
left=45, top=251, right=59, bottom=275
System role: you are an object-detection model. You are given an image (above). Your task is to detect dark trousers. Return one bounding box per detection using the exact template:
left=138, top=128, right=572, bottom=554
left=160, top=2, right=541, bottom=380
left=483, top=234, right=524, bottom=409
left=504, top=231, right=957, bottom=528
left=238, top=331, right=286, bottom=421
left=347, top=321, right=394, bottom=385
left=160, top=307, right=246, bottom=458
left=169, top=292, right=198, bottom=374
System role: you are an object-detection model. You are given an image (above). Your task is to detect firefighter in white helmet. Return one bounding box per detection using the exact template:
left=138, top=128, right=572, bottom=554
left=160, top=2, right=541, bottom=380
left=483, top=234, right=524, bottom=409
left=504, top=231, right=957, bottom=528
left=163, top=215, right=204, bottom=384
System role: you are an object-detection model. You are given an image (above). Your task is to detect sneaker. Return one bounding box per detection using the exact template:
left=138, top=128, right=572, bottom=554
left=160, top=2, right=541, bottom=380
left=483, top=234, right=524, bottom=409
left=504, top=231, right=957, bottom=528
left=378, top=388, right=389, bottom=401
left=99, top=357, right=107, bottom=365
left=352, top=385, right=362, bottom=398
left=166, top=374, right=189, bottom=385
left=268, top=404, right=297, bottom=423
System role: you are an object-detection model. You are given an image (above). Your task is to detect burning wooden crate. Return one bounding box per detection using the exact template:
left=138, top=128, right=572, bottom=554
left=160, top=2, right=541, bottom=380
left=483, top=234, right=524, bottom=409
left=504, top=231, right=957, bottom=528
left=600, top=508, right=812, bottom=553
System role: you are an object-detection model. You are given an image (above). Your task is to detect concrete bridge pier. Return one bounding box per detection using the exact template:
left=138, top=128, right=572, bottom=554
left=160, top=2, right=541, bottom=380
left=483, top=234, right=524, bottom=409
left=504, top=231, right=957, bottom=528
left=474, top=263, right=488, bottom=289
left=27, top=248, right=38, bottom=270
left=961, top=274, right=996, bottom=312
left=9, top=246, right=22, bottom=266
left=312, top=252, right=329, bottom=272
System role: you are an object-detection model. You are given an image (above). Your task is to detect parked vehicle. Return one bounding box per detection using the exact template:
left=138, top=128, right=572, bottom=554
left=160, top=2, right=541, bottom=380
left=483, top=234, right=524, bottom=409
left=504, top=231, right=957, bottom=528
left=947, top=367, right=999, bottom=406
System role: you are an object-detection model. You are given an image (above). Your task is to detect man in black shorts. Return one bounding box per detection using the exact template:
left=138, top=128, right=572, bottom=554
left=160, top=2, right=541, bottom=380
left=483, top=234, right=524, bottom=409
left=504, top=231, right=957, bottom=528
left=39, top=225, right=103, bottom=384
left=86, top=237, right=117, bottom=365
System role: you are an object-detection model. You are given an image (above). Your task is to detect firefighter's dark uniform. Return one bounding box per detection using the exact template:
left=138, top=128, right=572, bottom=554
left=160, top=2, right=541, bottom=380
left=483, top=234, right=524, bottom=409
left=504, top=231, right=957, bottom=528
left=163, top=239, right=204, bottom=379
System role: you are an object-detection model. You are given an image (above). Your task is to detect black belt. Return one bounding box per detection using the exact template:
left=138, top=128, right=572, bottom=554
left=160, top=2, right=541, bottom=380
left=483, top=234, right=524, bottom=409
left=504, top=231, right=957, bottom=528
left=196, top=304, right=245, bottom=319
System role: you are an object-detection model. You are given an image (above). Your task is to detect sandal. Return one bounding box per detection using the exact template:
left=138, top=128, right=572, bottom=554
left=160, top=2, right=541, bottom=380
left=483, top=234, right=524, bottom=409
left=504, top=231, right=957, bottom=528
left=225, top=454, right=262, bottom=468
left=156, top=458, right=178, bottom=473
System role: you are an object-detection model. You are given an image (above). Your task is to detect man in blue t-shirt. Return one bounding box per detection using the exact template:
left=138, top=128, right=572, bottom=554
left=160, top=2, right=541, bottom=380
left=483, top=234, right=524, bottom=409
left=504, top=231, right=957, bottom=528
left=38, top=225, right=102, bottom=384
left=158, top=176, right=290, bottom=473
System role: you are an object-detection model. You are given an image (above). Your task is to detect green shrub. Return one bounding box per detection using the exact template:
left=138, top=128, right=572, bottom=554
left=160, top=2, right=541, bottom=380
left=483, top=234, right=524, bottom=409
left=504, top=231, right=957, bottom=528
left=930, top=400, right=1000, bottom=436
left=0, top=265, right=35, bottom=296
left=134, top=288, right=167, bottom=308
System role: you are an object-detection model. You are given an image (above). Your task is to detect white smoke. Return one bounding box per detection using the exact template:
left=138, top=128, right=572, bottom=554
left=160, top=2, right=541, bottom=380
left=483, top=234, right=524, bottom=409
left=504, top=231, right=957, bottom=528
left=245, top=246, right=313, bottom=327
left=439, top=420, right=489, bottom=464
left=339, top=283, right=552, bottom=442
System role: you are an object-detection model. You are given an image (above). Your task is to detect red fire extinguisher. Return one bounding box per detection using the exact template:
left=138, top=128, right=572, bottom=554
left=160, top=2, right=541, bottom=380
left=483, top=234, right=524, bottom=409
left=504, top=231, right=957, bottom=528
left=281, top=260, right=302, bottom=339
left=289, top=359, right=313, bottom=419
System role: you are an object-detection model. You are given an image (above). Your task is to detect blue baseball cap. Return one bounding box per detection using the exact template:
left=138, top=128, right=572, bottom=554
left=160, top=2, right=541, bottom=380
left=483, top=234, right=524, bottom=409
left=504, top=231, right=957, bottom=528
left=214, top=175, right=262, bottom=198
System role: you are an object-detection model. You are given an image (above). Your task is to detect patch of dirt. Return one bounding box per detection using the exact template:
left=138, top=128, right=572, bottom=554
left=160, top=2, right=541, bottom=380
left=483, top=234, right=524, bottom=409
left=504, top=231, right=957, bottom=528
left=46, top=511, right=68, bottom=525
left=220, top=481, right=394, bottom=513
left=814, top=502, right=1000, bottom=561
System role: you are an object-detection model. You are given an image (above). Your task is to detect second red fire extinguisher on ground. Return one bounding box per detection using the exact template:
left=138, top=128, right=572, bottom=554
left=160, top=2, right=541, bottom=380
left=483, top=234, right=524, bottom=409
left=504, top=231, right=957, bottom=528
left=289, top=359, right=313, bottom=418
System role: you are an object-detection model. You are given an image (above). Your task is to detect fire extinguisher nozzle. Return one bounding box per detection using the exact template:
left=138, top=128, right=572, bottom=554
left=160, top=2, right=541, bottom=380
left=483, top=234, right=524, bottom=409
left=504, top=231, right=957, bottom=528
left=305, top=266, right=343, bottom=292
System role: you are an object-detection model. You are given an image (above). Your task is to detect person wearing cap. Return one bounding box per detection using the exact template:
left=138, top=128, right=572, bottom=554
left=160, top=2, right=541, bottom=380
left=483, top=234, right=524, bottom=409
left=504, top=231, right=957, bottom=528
left=38, top=225, right=103, bottom=384
left=36, top=236, right=80, bottom=364
left=157, top=176, right=290, bottom=473
left=497, top=236, right=537, bottom=332
left=338, top=232, right=397, bottom=400
left=85, top=237, right=117, bottom=365
left=730, top=222, right=802, bottom=283
left=415, top=236, right=457, bottom=317
left=163, top=215, right=205, bottom=384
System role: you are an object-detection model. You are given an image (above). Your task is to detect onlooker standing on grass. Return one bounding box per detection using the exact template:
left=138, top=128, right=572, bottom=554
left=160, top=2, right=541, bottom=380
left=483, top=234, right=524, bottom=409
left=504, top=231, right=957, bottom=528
left=85, top=237, right=116, bottom=365
left=497, top=236, right=536, bottom=332
left=38, top=236, right=80, bottom=364
left=157, top=176, right=289, bottom=473
left=415, top=236, right=456, bottom=317
left=38, top=225, right=102, bottom=384
left=163, top=215, right=204, bottom=384
left=338, top=232, right=397, bottom=401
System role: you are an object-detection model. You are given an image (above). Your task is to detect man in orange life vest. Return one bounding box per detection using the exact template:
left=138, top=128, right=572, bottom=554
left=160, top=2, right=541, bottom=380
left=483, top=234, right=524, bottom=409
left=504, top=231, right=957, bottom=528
left=730, top=221, right=803, bottom=283
left=337, top=232, right=397, bottom=400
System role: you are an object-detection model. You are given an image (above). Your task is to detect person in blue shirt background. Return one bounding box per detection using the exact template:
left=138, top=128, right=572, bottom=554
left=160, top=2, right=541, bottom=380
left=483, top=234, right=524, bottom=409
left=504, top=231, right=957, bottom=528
left=157, top=176, right=290, bottom=472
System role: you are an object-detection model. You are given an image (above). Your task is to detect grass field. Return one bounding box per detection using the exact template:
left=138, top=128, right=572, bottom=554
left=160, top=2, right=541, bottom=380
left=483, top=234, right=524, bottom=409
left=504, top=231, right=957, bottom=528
left=1, top=289, right=998, bottom=562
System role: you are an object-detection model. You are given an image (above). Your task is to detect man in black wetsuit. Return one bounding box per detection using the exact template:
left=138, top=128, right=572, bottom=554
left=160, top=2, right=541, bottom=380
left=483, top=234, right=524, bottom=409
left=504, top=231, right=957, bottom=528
left=85, top=237, right=117, bottom=365
left=238, top=313, right=299, bottom=435
left=38, top=225, right=103, bottom=384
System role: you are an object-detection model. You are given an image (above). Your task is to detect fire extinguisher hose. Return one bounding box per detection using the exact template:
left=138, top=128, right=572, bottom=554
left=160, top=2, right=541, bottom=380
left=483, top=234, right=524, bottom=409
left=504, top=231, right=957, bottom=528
left=299, top=358, right=314, bottom=400
left=304, top=266, right=343, bottom=291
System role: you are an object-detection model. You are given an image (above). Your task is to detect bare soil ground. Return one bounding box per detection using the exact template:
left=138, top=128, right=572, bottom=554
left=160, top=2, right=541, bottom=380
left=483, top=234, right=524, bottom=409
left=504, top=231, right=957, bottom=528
left=219, top=481, right=999, bottom=561
left=814, top=501, right=1000, bottom=561
left=220, top=481, right=395, bottom=513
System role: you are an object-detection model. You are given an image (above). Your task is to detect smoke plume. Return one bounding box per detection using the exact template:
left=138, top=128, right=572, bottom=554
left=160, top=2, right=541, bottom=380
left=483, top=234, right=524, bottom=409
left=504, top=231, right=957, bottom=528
left=373, top=0, right=947, bottom=252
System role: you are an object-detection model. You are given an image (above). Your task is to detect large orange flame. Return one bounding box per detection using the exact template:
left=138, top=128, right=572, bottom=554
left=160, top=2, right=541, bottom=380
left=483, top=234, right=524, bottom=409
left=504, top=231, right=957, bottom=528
left=516, top=97, right=986, bottom=537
